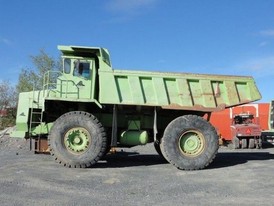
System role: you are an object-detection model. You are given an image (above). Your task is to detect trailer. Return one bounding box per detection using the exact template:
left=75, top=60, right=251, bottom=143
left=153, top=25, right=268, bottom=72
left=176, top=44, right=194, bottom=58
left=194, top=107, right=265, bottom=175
left=11, top=45, right=261, bottom=170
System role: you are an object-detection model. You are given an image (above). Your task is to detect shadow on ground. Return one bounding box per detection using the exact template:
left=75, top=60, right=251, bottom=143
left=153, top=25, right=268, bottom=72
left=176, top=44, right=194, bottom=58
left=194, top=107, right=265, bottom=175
left=208, top=150, right=274, bottom=169
left=92, top=148, right=274, bottom=170
left=93, top=151, right=168, bottom=168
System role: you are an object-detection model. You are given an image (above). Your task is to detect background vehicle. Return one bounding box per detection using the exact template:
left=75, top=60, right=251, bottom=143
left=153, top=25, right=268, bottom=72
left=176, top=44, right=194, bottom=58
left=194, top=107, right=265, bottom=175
left=11, top=45, right=261, bottom=170
left=231, top=113, right=262, bottom=149
left=211, top=103, right=273, bottom=148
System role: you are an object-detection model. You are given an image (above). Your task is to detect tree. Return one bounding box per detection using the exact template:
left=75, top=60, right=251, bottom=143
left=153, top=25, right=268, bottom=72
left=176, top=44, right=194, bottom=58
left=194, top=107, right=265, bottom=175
left=0, top=80, right=17, bottom=129
left=0, top=49, right=61, bottom=129
left=16, top=49, right=61, bottom=93
left=16, top=69, right=40, bottom=93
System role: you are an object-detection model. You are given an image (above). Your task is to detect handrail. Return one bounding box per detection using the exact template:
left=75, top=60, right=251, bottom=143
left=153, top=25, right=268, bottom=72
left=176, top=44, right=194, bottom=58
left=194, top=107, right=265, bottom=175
left=42, top=71, right=79, bottom=98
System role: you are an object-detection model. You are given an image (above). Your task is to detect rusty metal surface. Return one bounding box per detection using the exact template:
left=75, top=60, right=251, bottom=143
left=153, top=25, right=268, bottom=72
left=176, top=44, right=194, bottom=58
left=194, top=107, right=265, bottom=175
left=161, top=103, right=227, bottom=112
left=34, top=138, right=50, bottom=154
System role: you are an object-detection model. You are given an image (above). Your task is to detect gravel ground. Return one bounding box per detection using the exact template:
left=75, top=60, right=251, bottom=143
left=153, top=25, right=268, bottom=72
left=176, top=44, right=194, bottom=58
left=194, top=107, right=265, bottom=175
left=1, top=128, right=274, bottom=206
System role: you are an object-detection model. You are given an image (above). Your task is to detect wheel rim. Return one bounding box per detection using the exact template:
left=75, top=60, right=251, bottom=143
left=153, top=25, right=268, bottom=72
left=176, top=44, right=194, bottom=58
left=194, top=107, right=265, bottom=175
left=178, top=130, right=205, bottom=157
left=64, top=127, right=91, bottom=155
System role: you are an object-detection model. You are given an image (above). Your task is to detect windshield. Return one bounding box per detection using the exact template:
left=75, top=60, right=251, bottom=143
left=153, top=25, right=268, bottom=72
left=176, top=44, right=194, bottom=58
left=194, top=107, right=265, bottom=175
left=73, top=60, right=91, bottom=79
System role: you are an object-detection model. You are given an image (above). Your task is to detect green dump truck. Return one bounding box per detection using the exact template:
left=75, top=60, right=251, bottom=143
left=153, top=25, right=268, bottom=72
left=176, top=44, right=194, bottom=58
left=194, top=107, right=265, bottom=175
left=11, top=45, right=261, bottom=170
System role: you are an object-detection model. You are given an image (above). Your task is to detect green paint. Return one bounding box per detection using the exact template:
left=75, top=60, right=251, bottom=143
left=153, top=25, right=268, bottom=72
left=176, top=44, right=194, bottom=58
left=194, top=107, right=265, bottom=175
left=179, top=130, right=204, bottom=157
left=64, top=127, right=91, bottom=154
left=120, top=131, right=149, bottom=146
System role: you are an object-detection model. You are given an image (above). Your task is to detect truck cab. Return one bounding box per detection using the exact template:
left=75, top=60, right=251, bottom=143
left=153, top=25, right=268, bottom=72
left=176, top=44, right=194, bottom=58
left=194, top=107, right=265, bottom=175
left=11, top=46, right=111, bottom=139
left=47, top=45, right=112, bottom=101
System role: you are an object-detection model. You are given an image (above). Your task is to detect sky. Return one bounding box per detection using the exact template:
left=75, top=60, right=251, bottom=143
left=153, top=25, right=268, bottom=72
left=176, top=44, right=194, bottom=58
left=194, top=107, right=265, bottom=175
left=0, top=0, right=274, bottom=102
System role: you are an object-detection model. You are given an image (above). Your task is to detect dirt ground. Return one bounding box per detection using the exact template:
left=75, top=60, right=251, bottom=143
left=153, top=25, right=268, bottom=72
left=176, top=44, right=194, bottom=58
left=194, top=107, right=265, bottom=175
left=1, top=128, right=274, bottom=206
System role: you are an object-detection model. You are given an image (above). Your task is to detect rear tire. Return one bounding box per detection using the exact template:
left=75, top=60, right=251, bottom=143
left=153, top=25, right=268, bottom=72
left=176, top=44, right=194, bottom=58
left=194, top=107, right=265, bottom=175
left=232, top=137, right=240, bottom=149
left=242, top=139, right=247, bottom=149
left=249, top=138, right=255, bottom=149
left=48, top=111, right=107, bottom=168
left=154, top=140, right=163, bottom=157
left=161, top=115, right=219, bottom=170
left=256, top=138, right=262, bottom=149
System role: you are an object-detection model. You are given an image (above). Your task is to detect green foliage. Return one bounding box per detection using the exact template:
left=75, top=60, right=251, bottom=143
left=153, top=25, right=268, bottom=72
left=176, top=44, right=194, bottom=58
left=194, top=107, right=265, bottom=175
left=16, top=49, right=61, bottom=93
left=0, top=49, right=61, bottom=129
left=16, top=69, right=39, bottom=92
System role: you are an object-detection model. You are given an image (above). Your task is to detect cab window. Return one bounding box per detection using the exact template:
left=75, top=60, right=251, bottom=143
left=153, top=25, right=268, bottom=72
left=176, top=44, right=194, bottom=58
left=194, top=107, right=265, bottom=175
left=64, top=58, right=71, bottom=74
left=73, top=60, right=91, bottom=79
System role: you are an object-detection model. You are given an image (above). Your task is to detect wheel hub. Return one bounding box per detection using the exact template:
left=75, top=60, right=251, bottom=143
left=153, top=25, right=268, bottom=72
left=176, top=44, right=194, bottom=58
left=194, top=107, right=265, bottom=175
left=64, top=127, right=91, bottom=154
left=73, top=136, right=81, bottom=144
left=179, top=130, right=204, bottom=157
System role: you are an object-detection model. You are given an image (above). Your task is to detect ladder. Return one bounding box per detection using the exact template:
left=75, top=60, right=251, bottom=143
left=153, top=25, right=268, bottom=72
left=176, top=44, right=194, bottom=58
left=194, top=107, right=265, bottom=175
left=29, top=91, right=44, bottom=153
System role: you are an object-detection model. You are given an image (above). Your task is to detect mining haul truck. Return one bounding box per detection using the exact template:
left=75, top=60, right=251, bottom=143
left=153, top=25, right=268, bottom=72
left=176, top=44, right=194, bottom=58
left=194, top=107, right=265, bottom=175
left=231, top=113, right=262, bottom=149
left=11, top=45, right=261, bottom=170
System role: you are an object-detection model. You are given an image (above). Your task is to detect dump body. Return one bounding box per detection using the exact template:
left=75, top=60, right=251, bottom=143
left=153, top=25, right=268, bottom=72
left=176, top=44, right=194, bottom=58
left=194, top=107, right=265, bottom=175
left=99, top=69, right=261, bottom=112
left=11, top=45, right=262, bottom=170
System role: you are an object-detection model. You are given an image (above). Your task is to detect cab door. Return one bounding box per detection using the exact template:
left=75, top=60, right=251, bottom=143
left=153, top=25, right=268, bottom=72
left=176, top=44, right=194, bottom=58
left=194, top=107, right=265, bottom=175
left=72, top=59, right=95, bottom=99
left=58, top=58, right=95, bottom=100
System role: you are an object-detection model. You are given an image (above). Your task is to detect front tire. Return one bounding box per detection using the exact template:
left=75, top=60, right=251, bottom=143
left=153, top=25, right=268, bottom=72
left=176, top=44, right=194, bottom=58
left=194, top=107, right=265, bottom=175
left=161, top=115, right=219, bottom=170
left=48, top=111, right=107, bottom=168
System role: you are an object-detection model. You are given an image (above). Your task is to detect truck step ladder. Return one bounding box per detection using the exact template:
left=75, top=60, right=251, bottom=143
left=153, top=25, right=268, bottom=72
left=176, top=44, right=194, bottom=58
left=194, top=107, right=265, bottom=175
left=29, top=91, right=44, bottom=153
